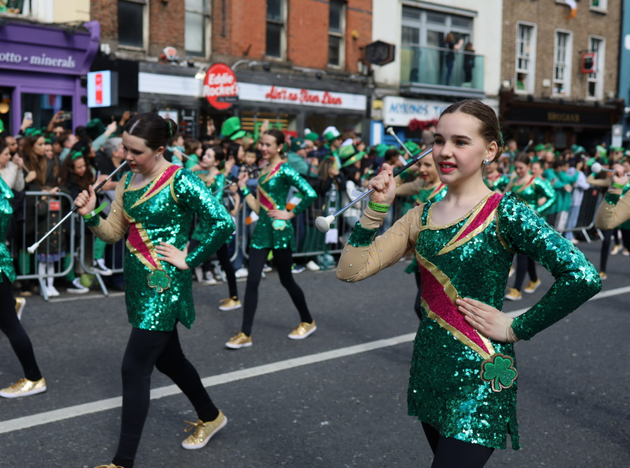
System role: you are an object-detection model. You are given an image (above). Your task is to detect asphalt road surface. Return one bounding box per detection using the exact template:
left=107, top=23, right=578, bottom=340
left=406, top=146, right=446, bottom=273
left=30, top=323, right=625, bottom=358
left=0, top=241, right=628, bottom=468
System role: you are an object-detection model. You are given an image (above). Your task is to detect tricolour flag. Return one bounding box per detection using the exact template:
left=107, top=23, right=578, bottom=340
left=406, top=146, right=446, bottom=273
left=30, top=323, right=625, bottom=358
left=246, top=211, right=259, bottom=225
left=564, top=0, right=577, bottom=19
left=286, top=194, right=303, bottom=211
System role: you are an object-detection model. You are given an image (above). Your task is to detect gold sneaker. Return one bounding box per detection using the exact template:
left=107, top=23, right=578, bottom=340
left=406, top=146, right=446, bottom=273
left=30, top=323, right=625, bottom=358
left=181, top=411, right=227, bottom=450
left=599, top=271, right=608, bottom=280
left=15, top=297, right=26, bottom=320
left=218, top=297, right=242, bottom=311
left=0, top=377, right=47, bottom=398
left=611, top=244, right=623, bottom=255
left=288, top=321, right=317, bottom=340
left=225, top=332, right=252, bottom=349
left=504, top=288, right=522, bottom=301
left=523, top=279, right=541, bottom=294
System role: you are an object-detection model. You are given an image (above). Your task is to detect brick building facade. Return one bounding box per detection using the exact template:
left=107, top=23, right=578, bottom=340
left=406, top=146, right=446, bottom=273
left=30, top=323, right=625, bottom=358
left=499, top=0, right=624, bottom=150
left=90, top=0, right=373, bottom=138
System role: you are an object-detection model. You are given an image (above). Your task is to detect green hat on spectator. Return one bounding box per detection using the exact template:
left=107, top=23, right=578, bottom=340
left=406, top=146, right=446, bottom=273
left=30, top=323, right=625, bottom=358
left=585, top=157, right=596, bottom=167
left=596, top=145, right=607, bottom=157
left=0, top=120, right=4, bottom=133
left=304, top=132, right=319, bottom=142
left=221, top=117, right=247, bottom=141
left=86, top=118, right=106, bottom=140
left=340, top=146, right=366, bottom=168
left=290, top=138, right=305, bottom=152
left=400, top=141, right=421, bottom=158
left=534, top=143, right=546, bottom=152
left=374, top=143, right=389, bottom=158
left=611, top=146, right=624, bottom=152
left=323, top=126, right=341, bottom=143
left=571, top=144, right=586, bottom=154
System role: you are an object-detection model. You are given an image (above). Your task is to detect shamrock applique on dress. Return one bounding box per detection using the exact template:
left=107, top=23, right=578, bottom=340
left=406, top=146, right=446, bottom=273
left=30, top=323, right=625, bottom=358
left=480, top=353, right=518, bottom=392
left=148, top=269, right=171, bottom=293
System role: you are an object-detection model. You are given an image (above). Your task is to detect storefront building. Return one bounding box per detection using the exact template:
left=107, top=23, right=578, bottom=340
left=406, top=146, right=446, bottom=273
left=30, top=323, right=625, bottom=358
left=133, top=64, right=369, bottom=140
left=500, top=90, right=623, bottom=151
left=0, top=19, right=100, bottom=134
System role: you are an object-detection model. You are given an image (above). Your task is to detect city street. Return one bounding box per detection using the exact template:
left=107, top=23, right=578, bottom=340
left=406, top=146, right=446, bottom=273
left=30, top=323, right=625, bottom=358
left=0, top=241, right=628, bottom=468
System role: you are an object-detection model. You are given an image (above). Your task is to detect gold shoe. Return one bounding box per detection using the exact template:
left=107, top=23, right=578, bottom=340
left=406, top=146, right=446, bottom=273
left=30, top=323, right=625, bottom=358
left=0, top=377, right=47, bottom=398
left=218, top=297, right=242, bottom=311
left=504, top=288, right=522, bottom=301
left=94, top=465, right=126, bottom=468
left=288, top=321, right=317, bottom=340
left=181, top=411, right=227, bottom=450
left=523, top=279, right=541, bottom=294
left=611, top=244, right=623, bottom=255
left=15, top=297, right=26, bottom=320
left=599, top=271, right=608, bottom=280
left=225, top=332, right=252, bottom=349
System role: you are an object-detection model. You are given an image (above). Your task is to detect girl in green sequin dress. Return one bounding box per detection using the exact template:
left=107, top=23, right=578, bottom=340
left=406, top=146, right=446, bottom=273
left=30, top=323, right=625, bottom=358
left=0, top=139, right=47, bottom=399
left=337, top=100, right=600, bottom=467
left=75, top=114, right=234, bottom=468
left=503, top=153, right=556, bottom=301
left=226, top=129, right=317, bottom=349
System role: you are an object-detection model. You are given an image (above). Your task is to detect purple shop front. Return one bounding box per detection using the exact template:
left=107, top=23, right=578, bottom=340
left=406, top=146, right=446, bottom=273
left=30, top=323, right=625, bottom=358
left=0, top=20, right=100, bottom=134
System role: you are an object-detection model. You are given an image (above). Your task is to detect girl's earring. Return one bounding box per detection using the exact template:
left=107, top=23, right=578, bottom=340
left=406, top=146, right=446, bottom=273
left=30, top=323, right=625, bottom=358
left=483, top=160, right=490, bottom=165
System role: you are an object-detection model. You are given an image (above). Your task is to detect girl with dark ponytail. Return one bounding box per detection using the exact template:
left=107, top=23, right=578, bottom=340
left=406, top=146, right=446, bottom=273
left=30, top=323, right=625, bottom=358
left=74, top=112, right=235, bottom=468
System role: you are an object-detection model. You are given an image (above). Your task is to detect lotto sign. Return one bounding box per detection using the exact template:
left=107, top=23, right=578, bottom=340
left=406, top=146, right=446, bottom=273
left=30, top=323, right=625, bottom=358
left=87, top=71, right=118, bottom=108
left=203, top=63, right=238, bottom=110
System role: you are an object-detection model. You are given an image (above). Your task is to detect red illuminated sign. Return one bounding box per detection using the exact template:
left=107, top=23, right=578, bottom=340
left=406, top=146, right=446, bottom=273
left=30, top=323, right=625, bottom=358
left=203, top=63, right=238, bottom=110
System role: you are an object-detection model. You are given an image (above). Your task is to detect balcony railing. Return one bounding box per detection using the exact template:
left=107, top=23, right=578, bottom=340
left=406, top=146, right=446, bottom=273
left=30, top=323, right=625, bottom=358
left=401, top=45, right=484, bottom=93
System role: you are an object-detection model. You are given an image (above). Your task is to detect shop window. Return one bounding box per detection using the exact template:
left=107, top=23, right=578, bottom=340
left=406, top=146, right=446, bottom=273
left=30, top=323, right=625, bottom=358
left=241, top=111, right=295, bottom=140
left=515, top=23, right=536, bottom=94
left=266, top=0, right=286, bottom=59
left=185, top=0, right=211, bottom=57
left=553, top=31, right=572, bottom=97
left=328, top=0, right=345, bottom=67
left=21, top=93, right=73, bottom=132
left=586, top=36, right=605, bottom=100
left=590, top=0, right=607, bottom=12
left=118, top=0, right=147, bottom=49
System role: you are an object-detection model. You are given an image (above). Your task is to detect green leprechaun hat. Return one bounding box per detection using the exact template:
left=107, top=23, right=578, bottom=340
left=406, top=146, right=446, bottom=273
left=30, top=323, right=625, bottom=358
left=533, top=143, right=546, bottom=152
left=340, top=145, right=366, bottom=168
left=374, top=143, right=389, bottom=158
left=221, top=117, right=247, bottom=141
left=290, top=138, right=305, bottom=152
left=323, top=126, right=341, bottom=143
left=400, top=141, right=421, bottom=158
left=304, top=132, right=319, bottom=142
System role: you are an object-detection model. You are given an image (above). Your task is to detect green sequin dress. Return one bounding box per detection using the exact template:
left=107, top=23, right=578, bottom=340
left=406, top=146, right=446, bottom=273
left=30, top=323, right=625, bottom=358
left=338, top=192, right=601, bottom=450
left=242, top=162, right=317, bottom=251
left=190, top=171, right=229, bottom=243
left=509, top=176, right=556, bottom=215
left=86, top=166, right=234, bottom=331
left=0, top=176, right=16, bottom=283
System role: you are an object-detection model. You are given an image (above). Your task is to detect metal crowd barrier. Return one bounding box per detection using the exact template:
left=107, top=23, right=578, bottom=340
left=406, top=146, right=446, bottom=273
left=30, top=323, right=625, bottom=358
left=8, top=182, right=613, bottom=300
left=558, top=189, right=604, bottom=243
left=11, top=191, right=76, bottom=301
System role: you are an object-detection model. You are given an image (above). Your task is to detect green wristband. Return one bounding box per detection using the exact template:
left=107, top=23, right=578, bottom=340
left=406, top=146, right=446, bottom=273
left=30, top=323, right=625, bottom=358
left=83, top=201, right=108, bottom=220
left=368, top=201, right=390, bottom=213
left=611, top=182, right=625, bottom=189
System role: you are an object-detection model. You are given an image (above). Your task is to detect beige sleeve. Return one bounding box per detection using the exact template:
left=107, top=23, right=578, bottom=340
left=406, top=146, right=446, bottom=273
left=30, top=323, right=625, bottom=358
left=395, top=177, right=424, bottom=197
left=88, top=178, right=128, bottom=244
left=595, top=190, right=630, bottom=229
left=586, top=175, right=609, bottom=188
left=336, top=205, right=423, bottom=283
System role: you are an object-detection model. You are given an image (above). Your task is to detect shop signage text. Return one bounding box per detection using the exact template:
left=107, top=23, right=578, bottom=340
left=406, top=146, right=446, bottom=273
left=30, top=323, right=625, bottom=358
left=203, top=63, right=238, bottom=110
left=0, top=51, right=76, bottom=69
left=87, top=71, right=118, bottom=108
left=382, top=96, right=449, bottom=127
left=238, top=83, right=367, bottom=111
left=547, top=112, right=580, bottom=123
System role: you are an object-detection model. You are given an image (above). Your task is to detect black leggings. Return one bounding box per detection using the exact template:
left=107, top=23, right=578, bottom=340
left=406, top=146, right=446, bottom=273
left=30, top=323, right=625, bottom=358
left=0, top=275, right=41, bottom=381
left=216, top=244, right=238, bottom=298
left=114, top=326, right=219, bottom=463
left=512, top=254, right=538, bottom=292
left=189, top=241, right=238, bottom=299
left=600, top=229, right=621, bottom=272
left=422, top=423, right=494, bottom=468
left=241, top=248, right=312, bottom=336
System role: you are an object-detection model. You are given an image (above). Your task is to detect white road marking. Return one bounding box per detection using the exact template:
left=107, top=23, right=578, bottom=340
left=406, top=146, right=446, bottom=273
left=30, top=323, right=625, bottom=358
left=2, top=286, right=628, bottom=435
left=0, top=333, right=415, bottom=435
